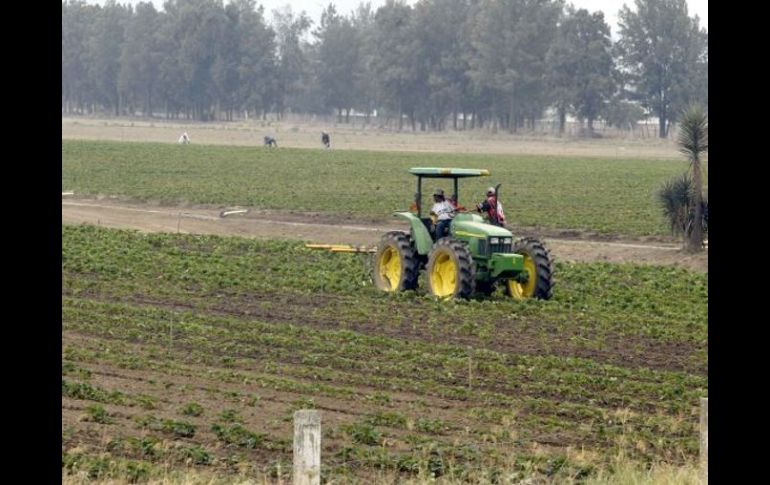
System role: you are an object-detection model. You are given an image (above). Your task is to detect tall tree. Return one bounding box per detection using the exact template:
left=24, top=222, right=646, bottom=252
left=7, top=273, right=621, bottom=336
left=369, top=0, right=425, bottom=131
left=211, top=1, right=242, bottom=120
left=350, top=2, right=378, bottom=122
left=468, top=0, right=562, bottom=133
left=87, top=0, right=132, bottom=115
left=159, top=0, right=228, bottom=121
left=547, top=8, right=614, bottom=135
left=272, top=5, right=312, bottom=118
left=616, top=0, right=708, bottom=138
left=62, top=1, right=100, bottom=114
left=412, top=0, right=472, bottom=131
left=232, top=1, right=276, bottom=120
left=119, top=1, right=162, bottom=116
left=314, top=4, right=361, bottom=122
left=155, top=3, right=185, bottom=118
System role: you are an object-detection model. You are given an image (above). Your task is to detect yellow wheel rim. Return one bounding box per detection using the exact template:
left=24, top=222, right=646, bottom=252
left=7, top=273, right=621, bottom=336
left=508, top=254, right=537, bottom=300
left=378, top=245, right=402, bottom=291
left=430, top=251, right=458, bottom=298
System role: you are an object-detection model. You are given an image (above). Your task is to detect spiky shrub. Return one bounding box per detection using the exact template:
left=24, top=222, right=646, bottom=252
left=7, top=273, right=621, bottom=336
left=658, top=172, right=708, bottom=241
left=677, top=104, right=708, bottom=251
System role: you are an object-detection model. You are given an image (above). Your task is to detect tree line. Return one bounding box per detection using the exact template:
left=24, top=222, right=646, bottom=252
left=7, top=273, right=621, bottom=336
left=62, top=0, right=707, bottom=138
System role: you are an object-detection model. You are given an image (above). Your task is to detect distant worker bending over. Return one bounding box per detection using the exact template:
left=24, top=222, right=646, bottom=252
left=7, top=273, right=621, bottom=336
left=178, top=132, right=190, bottom=144
left=264, top=136, right=277, bottom=147
left=431, top=189, right=455, bottom=240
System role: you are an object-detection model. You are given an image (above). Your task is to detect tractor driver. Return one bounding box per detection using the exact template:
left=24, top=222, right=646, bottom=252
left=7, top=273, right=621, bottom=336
left=431, top=189, right=455, bottom=240
left=476, top=187, right=506, bottom=227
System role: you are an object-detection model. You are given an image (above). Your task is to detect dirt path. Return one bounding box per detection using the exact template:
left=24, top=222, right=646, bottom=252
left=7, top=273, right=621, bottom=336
left=62, top=117, right=682, bottom=160
left=62, top=197, right=707, bottom=272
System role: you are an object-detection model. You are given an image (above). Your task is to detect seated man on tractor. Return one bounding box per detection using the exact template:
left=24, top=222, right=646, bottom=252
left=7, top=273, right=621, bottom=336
left=476, top=187, right=506, bottom=227
left=430, top=189, right=455, bottom=240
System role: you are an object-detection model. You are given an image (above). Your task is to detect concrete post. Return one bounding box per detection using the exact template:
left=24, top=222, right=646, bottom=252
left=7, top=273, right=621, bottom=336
left=293, top=410, right=321, bottom=485
left=700, top=398, right=708, bottom=484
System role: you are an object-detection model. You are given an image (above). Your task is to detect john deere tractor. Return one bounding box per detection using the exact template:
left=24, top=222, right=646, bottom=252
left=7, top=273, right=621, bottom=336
left=373, top=167, right=554, bottom=300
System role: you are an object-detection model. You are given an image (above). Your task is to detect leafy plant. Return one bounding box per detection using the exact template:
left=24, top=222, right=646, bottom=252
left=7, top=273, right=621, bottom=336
left=180, top=402, right=204, bottom=417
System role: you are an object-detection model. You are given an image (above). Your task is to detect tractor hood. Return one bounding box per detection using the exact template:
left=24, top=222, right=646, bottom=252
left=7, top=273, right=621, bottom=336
left=451, top=219, right=512, bottom=239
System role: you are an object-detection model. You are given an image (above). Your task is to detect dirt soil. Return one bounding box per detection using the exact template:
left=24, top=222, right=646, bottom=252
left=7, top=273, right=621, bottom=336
left=62, top=196, right=707, bottom=272
left=62, top=117, right=682, bottom=160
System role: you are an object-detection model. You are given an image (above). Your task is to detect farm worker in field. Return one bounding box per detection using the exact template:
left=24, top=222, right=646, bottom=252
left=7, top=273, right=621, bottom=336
left=321, top=132, right=331, bottom=148
left=431, top=189, right=455, bottom=240
left=264, top=136, right=277, bottom=147
left=178, top=132, right=190, bottom=144
left=476, top=187, right=506, bottom=226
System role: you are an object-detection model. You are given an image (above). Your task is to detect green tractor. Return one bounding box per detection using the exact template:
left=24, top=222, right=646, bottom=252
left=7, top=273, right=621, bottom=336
left=373, top=167, right=554, bottom=300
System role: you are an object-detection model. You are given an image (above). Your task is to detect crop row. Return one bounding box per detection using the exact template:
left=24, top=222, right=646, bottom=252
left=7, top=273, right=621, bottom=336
left=62, top=140, right=707, bottom=236
left=62, top=225, right=707, bottom=481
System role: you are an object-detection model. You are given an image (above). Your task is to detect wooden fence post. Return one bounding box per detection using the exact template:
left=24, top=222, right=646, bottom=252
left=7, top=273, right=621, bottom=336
left=293, top=410, right=321, bottom=485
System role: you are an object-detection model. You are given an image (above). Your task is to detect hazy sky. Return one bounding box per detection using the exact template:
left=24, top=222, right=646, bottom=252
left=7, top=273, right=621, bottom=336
left=89, top=0, right=708, bottom=36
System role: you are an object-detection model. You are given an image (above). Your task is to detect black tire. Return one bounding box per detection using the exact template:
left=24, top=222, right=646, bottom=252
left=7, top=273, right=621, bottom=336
left=425, top=238, right=475, bottom=299
left=506, top=237, right=554, bottom=300
left=372, top=231, right=419, bottom=292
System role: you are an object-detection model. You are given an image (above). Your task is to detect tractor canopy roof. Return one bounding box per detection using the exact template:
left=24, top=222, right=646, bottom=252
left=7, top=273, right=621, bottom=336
left=409, top=167, right=490, bottom=178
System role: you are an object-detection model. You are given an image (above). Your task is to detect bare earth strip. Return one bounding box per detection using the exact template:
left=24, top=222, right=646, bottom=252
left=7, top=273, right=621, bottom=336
left=62, top=198, right=707, bottom=272
left=62, top=117, right=681, bottom=159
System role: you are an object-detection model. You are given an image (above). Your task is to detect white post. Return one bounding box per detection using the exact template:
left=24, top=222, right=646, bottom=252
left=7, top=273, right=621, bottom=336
left=293, top=410, right=321, bottom=485
left=700, top=398, right=708, bottom=484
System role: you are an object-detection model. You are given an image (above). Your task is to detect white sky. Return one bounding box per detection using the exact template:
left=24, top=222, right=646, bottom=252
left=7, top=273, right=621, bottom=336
left=88, top=0, right=708, bottom=35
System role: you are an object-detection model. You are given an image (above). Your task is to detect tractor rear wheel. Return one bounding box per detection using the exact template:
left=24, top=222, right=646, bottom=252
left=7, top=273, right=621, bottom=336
left=373, top=231, right=419, bottom=292
left=506, top=237, right=554, bottom=300
left=426, top=238, right=475, bottom=299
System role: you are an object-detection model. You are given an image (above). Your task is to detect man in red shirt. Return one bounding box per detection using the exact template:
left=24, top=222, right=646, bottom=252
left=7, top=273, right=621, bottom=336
left=476, top=187, right=506, bottom=226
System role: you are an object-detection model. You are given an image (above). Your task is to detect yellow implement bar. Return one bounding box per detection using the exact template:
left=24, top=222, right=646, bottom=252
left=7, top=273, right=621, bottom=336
left=331, top=247, right=376, bottom=253
left=305, top=243, right=376, bottom=253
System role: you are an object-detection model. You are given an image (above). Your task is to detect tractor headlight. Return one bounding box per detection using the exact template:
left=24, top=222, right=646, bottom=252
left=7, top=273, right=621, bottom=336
left=490, top=237, right=499, bottom=245
left=503, top=237, right=512, bottom=245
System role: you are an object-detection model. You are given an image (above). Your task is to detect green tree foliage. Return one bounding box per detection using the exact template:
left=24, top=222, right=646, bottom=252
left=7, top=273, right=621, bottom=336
left=413, top=0, right=472, bottom=130
left=61, top=0, right=707, bottom=132
left=62, top=0, right=100, bottom=114
left=235, top=2, right=276, bottom=119
left=602, top=99, right=646, bottom=130
left=616, top=0, right=708, bottom=138
left=313, top=4, right=361, bottom=122
left=87, top=0, right=132, bottom=115
left=369, top=0, right=425, bottom=131
left=272, top=5, right=312, bottom=118
left=468, top=0, right=562, bottom=133
left=547, top=7, right=615, bottom=135
left=119, top=2, right=162, bottom=116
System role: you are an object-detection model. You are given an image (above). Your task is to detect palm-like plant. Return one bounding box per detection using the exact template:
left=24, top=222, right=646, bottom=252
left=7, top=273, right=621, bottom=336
left=658, top=172, right=708, bottom=240
left=676, top=104, right=708, bottom=252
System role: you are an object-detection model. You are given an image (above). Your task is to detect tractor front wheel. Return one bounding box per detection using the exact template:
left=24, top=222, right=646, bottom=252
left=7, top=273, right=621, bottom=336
left=506, top=237, right=554, bottom=300
left=373, top=231, right=419, bottom=292
left=426, top=239, right=475, bottom=299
